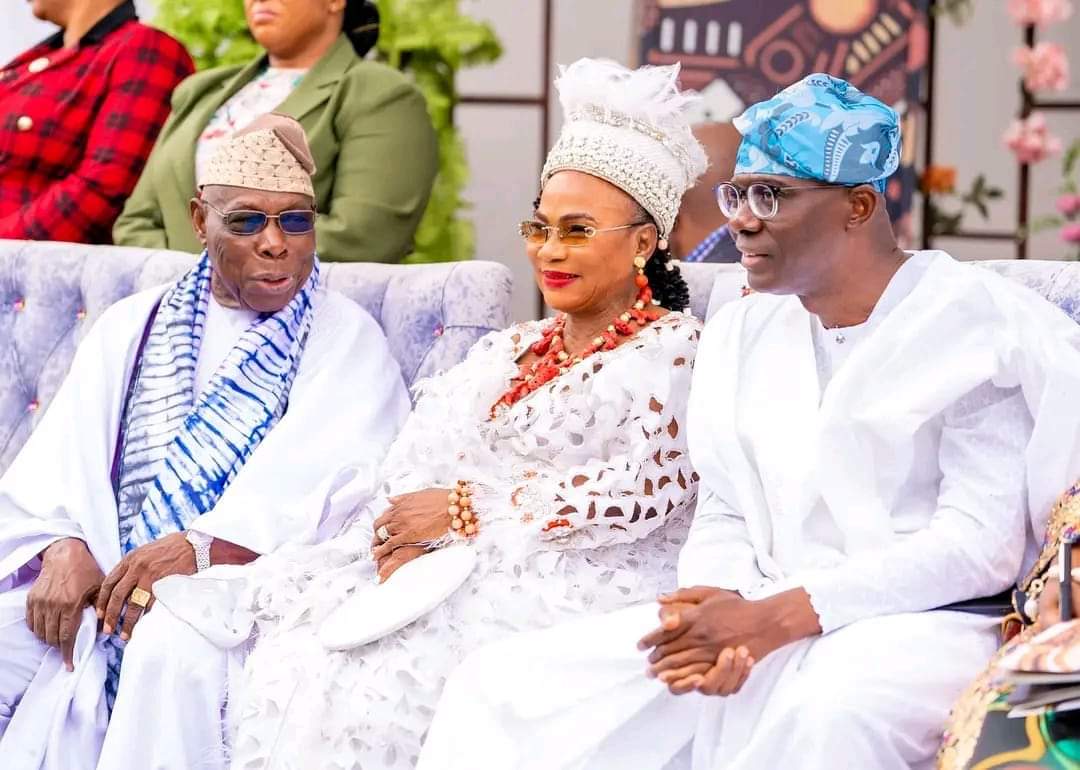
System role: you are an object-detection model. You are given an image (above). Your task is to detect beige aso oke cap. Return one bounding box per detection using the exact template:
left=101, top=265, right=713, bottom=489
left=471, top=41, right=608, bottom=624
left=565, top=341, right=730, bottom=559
left=199, top=113, right=316, bottom=198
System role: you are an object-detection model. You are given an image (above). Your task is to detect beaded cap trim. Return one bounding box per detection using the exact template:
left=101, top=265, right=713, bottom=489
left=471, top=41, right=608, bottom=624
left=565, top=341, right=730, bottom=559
left=568, top=104, right=698, bottom=174
left=541, top=59, right=707, bottom=239
left=543, top=132, right=679, bottom=237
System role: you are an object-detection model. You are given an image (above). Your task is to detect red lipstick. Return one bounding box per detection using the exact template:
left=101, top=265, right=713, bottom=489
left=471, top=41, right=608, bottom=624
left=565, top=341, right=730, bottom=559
left=542, top=270, right=579, bottom=289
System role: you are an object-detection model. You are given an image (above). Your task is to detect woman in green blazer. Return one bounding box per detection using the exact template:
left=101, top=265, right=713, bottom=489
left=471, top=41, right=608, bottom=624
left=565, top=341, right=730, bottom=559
left=114, top=0, right=437, bottom=263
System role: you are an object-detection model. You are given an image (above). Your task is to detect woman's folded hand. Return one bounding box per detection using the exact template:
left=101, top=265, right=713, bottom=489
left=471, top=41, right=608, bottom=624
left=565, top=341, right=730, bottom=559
left=371, top=488, right=455, bottom=580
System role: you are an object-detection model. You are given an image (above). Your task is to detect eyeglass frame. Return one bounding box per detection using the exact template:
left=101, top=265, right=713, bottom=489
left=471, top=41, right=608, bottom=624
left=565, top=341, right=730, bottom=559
left=517, top=220, right=649, bottom=247
left=714, top=181, right=858, bottom=221
left=201, top=200, right=318, bottom=236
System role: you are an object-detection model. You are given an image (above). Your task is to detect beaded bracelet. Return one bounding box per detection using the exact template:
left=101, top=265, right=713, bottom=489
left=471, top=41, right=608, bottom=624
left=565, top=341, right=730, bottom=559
left=448, top=481, right=477, bottom=538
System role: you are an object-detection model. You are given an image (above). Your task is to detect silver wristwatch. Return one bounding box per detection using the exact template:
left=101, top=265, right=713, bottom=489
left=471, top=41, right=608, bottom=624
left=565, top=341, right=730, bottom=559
left=186, top=530, right=213, bottom=572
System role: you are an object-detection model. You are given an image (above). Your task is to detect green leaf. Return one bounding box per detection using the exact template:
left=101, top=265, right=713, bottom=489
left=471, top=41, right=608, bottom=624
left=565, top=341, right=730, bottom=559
left=1018, top=214, right=1064, bottom=239
left=153, top=0, right=503, bottom=263
left=932, top=0, right=975, bottom=25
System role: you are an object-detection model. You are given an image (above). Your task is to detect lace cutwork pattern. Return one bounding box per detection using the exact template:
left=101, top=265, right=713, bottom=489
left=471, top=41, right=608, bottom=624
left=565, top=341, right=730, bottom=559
left=225, top=313, right=703, bottom=770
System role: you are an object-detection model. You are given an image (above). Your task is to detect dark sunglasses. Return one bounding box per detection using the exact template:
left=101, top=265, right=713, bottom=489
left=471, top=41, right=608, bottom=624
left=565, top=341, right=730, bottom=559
left=203, top=201, right=317, bottom=235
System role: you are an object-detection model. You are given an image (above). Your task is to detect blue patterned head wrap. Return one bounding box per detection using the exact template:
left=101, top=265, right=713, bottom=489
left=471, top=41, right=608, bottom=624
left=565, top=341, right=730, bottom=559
left=733, top=73, right=901, bottom=193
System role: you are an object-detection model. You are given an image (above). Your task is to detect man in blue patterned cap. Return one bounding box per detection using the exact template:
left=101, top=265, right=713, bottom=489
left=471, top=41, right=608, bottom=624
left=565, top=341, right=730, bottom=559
left=715, top=72, right=903, bottom=293
left=633, top=72, right=1080, bottom=769
left=734, top=72, right=900, bottom=192
left=418, top=73, right=1080, bottom=770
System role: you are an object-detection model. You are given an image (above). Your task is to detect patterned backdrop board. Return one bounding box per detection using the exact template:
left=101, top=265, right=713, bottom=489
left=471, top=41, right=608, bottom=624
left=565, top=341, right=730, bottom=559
left=638, top=0, right=930, bottom=240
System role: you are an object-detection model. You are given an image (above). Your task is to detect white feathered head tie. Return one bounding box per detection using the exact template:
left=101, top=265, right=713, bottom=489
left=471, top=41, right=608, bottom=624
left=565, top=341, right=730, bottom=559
left=541, top=58, right=708, bottom=239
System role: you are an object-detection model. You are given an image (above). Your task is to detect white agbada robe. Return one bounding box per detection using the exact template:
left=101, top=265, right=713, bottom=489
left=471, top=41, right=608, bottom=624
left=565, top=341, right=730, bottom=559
left=418, top=251, right=1080, bottom=770
left=0, top=285, right=410, bottom=770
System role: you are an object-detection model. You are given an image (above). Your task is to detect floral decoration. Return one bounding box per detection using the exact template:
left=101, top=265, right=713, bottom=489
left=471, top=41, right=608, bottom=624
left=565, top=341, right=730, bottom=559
left=1007, top=0, right=1074, bottom=26
left=1013, top=42, right=1070, bottom=92
left=1004, top=113, right=1064, bottom=164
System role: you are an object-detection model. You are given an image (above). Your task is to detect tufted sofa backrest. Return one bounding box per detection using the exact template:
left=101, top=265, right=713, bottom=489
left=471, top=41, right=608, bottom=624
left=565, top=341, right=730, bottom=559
left=0, top=240, right=513, bottom=474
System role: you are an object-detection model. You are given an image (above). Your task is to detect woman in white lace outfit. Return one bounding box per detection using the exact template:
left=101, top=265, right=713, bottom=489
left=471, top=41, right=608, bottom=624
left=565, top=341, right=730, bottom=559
left=152, top=58, right=709, bottom=770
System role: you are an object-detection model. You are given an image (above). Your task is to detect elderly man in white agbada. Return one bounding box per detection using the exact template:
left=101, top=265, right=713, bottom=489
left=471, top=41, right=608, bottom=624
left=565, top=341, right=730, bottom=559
left=417, top=74, right=1080, bottom=770
left=0, top=113, right=409, bottom=770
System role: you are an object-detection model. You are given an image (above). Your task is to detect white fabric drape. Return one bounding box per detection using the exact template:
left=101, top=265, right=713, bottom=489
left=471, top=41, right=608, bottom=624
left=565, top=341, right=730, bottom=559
left=682, top=251, right=1080, bottom=630
left=420, top=251, right=1080, bottom=770
left=0, top=285, right=409, bottom=770
left=151, top=313, right=703, bottom=770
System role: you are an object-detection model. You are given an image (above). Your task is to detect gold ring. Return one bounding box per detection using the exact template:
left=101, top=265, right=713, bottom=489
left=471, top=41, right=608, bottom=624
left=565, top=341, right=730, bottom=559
left=129, top=587, right=152, bottom=609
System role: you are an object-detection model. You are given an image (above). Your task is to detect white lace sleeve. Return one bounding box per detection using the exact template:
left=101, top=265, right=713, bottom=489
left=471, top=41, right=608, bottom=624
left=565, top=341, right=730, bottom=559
left=472, top=316, right=701, bottom=552
left=790, top=382, right=1033, bottom=634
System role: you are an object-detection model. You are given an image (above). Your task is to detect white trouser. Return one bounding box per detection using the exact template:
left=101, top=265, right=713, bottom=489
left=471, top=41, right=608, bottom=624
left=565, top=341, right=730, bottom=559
left=0, top=565, right=110, bottom=770
left=97, top=603, right=230, bottom=770
left=0, top=574, right=49, bottom=740
left=418, top=603, right=999, bottom=770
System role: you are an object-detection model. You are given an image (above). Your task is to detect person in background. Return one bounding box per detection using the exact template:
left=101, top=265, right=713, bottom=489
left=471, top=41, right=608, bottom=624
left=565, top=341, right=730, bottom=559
left=670, top=122, right=742, bottom=264
left=0, top=0, right=193, bottom=243
left=113, top=0, right=437, bottom=264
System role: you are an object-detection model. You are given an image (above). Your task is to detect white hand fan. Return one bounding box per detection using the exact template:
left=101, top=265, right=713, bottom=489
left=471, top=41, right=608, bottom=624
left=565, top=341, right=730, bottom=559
left=319, top=545, right=477, bottom=651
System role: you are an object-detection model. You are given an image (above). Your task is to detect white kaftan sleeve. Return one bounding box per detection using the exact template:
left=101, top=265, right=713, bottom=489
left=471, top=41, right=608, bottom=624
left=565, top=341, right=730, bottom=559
left=677, top=486, right=762, bottom=590
left=472, top=319, right=700, bottom=552
left=0, top=291, right=156, bottom=577
left=677, top=302, right=763, bottom=591
left=791, top=382, right=1032, bottom=633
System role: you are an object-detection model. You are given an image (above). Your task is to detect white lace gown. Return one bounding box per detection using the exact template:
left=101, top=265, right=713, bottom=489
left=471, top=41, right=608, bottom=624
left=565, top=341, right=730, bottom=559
left=219, top=312, right=702, bottom=769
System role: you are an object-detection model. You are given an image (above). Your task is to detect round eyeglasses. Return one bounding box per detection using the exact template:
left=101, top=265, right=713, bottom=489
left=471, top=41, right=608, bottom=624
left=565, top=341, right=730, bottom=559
left=518, top=220, right=646, bottom=247
left=203, top=202, right=317, bottom=236
left=715, top=182, right=852, bottom=221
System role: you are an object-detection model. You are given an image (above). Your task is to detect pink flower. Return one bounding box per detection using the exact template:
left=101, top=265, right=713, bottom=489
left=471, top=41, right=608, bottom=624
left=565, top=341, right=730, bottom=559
left=1003, top=113, right=1064, bottom=164
left=1013, top=42, right=1070, bottom=92
left=1062, top=222, right=1080, bottom=243
left=1057, top=194, right=1080, bottom=217
left=1008, top=0, right=1073, bottom=25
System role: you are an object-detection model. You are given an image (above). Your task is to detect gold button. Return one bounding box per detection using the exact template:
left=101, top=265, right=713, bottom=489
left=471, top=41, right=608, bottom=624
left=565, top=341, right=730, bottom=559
left=16, top=116, right=33, bottom=132
left=27, top=56, right=49, bottom=74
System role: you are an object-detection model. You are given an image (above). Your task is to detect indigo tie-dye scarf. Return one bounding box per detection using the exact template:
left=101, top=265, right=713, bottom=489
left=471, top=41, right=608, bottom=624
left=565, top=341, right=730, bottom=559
left=104, top=250, right=319, bottom=707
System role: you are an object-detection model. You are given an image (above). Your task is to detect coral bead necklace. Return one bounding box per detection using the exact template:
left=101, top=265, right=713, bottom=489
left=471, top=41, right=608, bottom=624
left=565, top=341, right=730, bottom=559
left=490, top=258, right=661, bottom=418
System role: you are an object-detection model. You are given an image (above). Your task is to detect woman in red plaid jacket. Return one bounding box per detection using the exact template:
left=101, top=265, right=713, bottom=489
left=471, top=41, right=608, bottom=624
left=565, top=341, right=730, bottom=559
left=0, top=0, right=194, bottom=244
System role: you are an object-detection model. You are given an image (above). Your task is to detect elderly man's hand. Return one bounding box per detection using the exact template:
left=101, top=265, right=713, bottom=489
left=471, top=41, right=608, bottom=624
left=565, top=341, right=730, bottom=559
left=371, top=488, right=454, bottom=580
left=96, top=533, right=195, bottom=641
left=25, top=538, right=104, bottom=672
left=638, top=586, right=821, bottom=697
